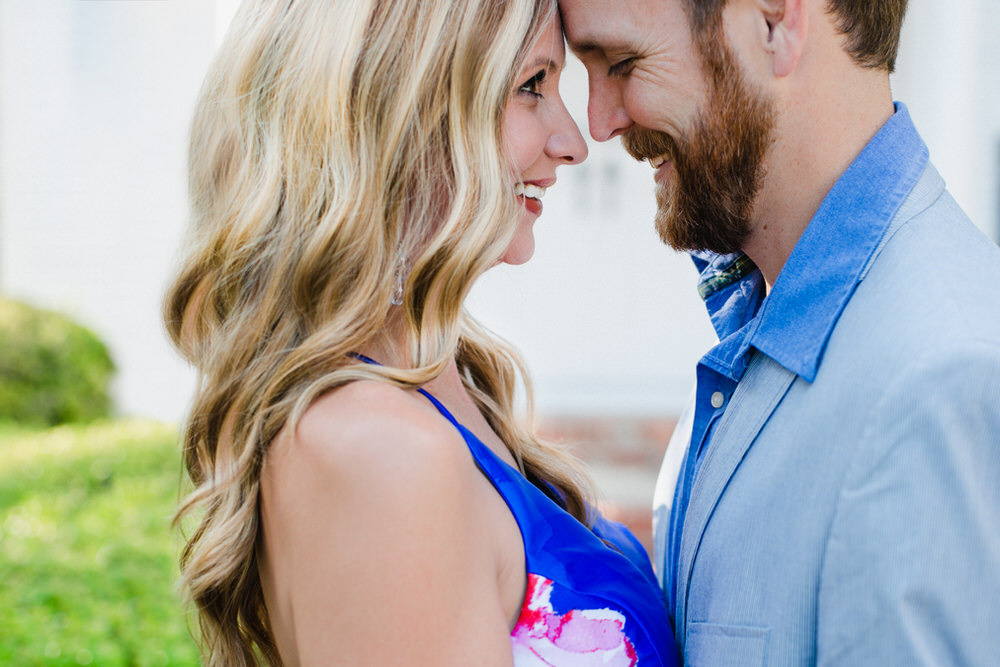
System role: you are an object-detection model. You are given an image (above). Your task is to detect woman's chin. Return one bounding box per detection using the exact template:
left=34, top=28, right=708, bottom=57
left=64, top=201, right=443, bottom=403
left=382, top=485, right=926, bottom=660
left=499, top=216, right=536, bottom=266
left=499, top=236, right=535, bottom=266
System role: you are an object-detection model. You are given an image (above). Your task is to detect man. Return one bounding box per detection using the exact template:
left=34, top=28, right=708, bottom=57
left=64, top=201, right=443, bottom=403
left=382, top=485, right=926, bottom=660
left=561, top=0, right=1000, bottom=663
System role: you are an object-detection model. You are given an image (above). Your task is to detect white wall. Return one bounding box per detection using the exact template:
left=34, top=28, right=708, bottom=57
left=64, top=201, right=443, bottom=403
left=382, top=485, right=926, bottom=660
left=0, top=0, right=215, bottom=421
left=892, top=0, right=1000, bottom=241
left=1, top=1, right=996, bottom=422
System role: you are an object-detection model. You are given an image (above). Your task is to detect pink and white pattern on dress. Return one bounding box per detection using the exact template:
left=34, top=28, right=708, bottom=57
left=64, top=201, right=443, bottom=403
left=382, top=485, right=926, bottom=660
left=510, top=573, right=638, bottom=666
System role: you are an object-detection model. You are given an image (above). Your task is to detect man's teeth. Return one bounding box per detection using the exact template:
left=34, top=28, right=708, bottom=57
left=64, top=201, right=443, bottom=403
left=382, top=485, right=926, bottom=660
left=514, top=183, right=547, bottom=199
left=647, top=154, right=670, bottom=169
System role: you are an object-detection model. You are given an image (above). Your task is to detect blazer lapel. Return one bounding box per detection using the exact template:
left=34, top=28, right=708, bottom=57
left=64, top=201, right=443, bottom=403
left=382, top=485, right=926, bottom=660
left=674, top=352, right=797, bottom=635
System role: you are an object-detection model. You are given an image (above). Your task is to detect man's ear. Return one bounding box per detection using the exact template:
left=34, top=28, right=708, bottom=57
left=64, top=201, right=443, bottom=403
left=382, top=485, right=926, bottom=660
left=758, top=0, right=807, bottom=78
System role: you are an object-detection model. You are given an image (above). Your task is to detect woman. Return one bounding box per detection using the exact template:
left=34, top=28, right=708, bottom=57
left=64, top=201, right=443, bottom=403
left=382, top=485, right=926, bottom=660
left=165, top=0, right=677, bottom=664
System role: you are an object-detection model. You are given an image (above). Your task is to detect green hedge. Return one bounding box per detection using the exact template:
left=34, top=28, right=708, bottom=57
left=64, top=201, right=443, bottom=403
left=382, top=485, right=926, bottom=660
left=0, top=420, right=200, bottom=665
left=0, top=298, right=115, bottom=425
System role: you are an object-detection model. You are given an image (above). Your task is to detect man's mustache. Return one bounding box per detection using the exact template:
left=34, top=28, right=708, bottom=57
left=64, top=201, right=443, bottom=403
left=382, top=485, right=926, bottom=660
left=621, top=126, right=677, bottom=163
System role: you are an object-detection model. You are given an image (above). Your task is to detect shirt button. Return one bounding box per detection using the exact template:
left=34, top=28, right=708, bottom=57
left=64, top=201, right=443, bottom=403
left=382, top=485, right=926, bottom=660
left=710, top=391, right=726, bottom=409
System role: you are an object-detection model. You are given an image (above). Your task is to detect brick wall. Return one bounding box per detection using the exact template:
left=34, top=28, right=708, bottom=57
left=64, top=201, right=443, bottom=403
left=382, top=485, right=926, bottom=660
left=538, top=416, right=679, bottom=558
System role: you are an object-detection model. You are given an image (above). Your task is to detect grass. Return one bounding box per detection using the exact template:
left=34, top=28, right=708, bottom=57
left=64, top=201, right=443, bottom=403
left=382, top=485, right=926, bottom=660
left=0, top=420, right=201, bottom=666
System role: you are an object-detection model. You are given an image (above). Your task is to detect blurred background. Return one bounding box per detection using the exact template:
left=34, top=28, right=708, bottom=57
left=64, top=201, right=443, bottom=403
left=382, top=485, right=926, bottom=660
left=3, top=0, right=997, bottom=427
left=1, top=1, right=997, bottom=663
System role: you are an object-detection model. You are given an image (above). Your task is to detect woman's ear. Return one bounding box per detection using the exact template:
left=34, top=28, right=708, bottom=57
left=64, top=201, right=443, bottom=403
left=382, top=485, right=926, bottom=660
left=759, top=0, right=807, bottom=78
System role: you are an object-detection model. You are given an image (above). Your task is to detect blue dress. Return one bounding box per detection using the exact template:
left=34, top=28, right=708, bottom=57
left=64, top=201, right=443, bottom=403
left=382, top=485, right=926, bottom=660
left=413, top=384, right=679, bottom=665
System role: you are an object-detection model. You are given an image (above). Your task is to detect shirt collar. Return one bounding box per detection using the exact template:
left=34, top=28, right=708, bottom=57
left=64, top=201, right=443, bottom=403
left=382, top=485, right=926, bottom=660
left=695, top=103, right=929, bottom=382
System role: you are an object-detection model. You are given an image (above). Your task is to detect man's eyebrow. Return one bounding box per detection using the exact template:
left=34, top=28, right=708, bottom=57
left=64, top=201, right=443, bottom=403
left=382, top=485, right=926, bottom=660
left=567, top=37, right=632, bottom=56
left=569, top=40, right=600, bottom=54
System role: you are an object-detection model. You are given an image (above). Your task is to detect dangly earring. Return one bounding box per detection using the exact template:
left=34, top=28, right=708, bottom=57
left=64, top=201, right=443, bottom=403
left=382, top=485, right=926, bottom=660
left=390, top=251, right=407, bottom=306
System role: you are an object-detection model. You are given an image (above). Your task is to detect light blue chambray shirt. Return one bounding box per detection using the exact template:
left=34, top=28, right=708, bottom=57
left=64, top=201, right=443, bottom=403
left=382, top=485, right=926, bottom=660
left=663, top=103, right=929, bottom=620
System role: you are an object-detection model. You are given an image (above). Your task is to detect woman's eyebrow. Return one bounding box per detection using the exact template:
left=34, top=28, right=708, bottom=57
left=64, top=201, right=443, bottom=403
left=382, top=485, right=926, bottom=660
left=522, top=56, right=560, bottom=73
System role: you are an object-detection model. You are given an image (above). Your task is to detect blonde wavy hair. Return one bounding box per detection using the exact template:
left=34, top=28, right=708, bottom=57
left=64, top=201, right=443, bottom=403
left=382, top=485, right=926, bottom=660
left=164, top=0, right=592, bottom=663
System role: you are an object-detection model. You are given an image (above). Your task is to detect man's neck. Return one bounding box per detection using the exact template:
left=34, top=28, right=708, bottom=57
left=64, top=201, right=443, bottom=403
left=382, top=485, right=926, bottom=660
left=743, top=66, right=895, bottom=288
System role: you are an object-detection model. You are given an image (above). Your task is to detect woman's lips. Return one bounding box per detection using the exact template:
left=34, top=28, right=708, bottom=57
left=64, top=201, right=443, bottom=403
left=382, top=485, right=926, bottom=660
left=515, top=180, right=552, bottom=216
left=519, top=195, right=542, bottom=215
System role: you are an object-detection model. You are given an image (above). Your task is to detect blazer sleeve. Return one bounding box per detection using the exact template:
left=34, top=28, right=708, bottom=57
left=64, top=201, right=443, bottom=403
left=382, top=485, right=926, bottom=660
left=816, top=339, right=1000, bottom=665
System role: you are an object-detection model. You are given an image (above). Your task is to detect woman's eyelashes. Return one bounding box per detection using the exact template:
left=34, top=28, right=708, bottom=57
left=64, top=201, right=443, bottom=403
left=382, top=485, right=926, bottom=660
left=518, top=69, right=548, bottom=98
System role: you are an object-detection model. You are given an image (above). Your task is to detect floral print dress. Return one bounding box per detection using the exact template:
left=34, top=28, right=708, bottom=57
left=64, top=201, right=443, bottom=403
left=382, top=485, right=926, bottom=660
left=417, top=388, right=679, bottom=666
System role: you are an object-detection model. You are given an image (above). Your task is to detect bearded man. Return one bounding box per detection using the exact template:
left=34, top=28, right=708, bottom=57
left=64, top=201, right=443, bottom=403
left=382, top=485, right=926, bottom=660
left=562, top=0, right=1000, bottom=663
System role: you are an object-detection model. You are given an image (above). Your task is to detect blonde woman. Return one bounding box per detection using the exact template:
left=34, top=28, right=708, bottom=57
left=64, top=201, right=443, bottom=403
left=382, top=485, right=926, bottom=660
left=165, top=0, right=677, bottom=664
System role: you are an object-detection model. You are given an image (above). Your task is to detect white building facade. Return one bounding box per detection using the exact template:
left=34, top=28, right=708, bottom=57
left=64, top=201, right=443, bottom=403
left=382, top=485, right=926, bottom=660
left=1, top=0, right=997, bottom=422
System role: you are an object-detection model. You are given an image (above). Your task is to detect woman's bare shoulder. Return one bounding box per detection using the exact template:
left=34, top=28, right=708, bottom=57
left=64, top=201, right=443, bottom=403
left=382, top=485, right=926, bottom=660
left=263, top=380, right=473, bottom=512
left=288, top=380, right=465, bottom=472
left=259, top=381, right=514, bottom=663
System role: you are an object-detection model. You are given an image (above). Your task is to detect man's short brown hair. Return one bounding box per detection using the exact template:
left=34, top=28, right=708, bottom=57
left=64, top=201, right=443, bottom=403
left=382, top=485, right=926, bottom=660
left=682, top=0, right=908, bottom=72
left=826, top=0, right=907, bottom=72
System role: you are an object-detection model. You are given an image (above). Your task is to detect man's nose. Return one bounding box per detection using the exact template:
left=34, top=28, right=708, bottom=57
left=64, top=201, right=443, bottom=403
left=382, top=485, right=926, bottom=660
left=587, top=76, right=632, bottom=142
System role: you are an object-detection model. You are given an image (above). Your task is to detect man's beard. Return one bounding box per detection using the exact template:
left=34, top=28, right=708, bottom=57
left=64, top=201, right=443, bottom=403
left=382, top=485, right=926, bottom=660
left=622, top=32, right=775, bottom=254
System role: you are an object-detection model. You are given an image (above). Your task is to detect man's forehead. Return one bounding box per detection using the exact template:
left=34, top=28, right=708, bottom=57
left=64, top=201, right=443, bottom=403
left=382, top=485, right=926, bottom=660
left=560, top=0, right=635, bottom=52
